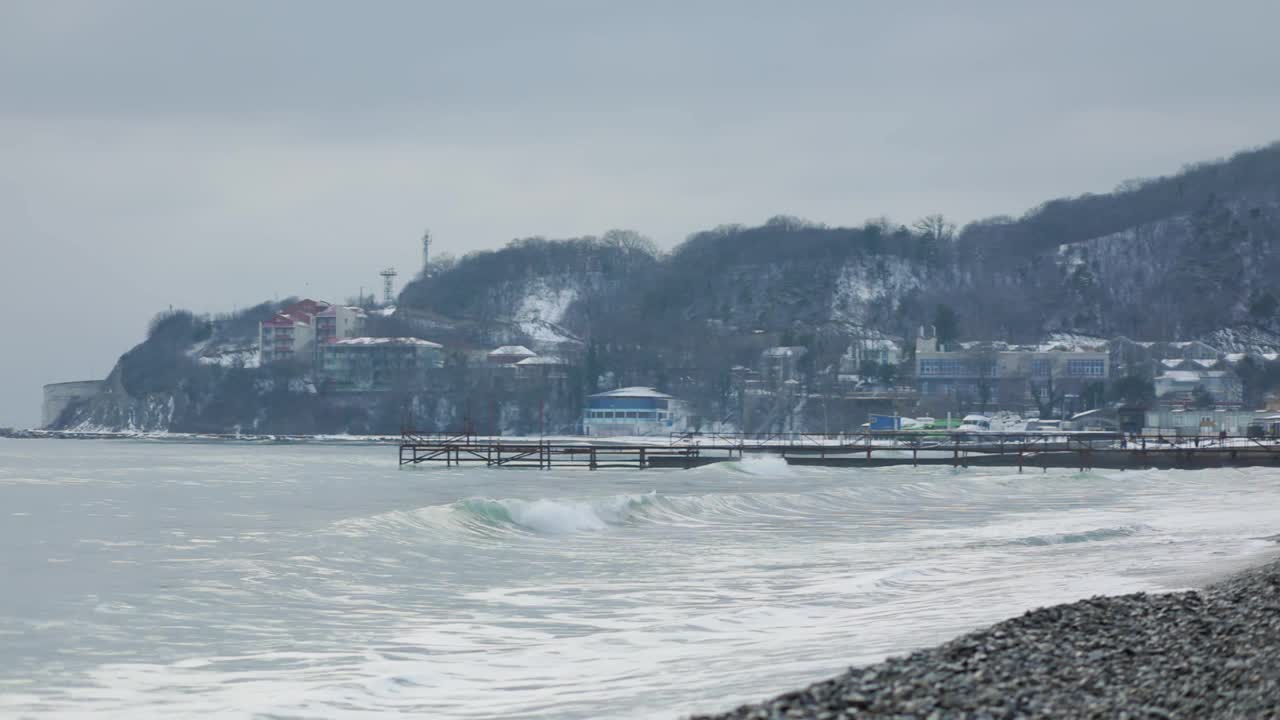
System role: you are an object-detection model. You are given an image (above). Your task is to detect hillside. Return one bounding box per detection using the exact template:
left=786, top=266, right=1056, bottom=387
left=52, top=141, right=1280, bottom=434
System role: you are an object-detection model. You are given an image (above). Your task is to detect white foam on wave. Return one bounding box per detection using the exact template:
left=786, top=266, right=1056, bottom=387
left=729, top=453, right=794, bottom=477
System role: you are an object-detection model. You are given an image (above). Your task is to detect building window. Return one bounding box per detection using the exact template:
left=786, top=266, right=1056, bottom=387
left=920, top=358, right=992, bottom=377
left=1067, top=359, right=1105, bottom=377
left=1031, top=358, right=1051, bottom=377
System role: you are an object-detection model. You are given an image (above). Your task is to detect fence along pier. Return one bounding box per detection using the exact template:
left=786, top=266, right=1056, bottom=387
left=398, top=430, right=1280, bottom=471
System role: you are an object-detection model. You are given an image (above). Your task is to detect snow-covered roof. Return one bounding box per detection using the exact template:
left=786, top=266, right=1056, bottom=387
left=331, top=337, right=441, bottom=348
left=589, top=386, right=673, bottom=399
left=1156, top=369, right=1232, bottom=384
left=317, top=305, right=367, bottom=317
left=263, top=312, right=309, bottom=327
left=762, top=346, right=808, bottom=357
left=516, top=355, right=567, bottom=366
left=1193, top=359, right=1218, bottom=368
left=488, top=345, right=536, bottom=358
left=1037, top=333, right=1108, bottom=352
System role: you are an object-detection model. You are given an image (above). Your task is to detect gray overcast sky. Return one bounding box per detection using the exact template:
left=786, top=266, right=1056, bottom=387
left=3, top=0, right=1280, bottom=428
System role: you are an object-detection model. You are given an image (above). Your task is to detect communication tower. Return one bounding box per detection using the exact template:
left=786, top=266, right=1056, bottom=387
left=379, top=267, right=398, bottom=306
left=421, top=230, right=431, bottom=275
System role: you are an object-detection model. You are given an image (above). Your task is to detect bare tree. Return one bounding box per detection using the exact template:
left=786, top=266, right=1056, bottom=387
left=913, top=214, right=956, bottom=242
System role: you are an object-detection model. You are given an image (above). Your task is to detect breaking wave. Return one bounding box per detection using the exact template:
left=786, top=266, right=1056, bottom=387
left=723, top=453, right=794, bottom=477
left=1008, top=524, right=1150, bottom=546
left=452, top=494, right=658, bottom=534
left=334, top=492, right=665, bottom=539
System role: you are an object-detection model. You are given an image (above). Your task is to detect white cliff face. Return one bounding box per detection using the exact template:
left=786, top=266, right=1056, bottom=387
left=511, top=280, right=581, bottom=345
left=829, top=256, right=925, bottom=325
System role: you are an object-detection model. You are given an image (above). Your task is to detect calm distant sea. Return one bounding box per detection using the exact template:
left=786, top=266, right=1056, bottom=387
left=1, top=439, right=1277, bottom=719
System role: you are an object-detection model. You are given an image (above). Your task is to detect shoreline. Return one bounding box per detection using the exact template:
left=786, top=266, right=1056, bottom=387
left=691, top=557, right=1280, bottom=719
left=0, top=428, right=404, bottom=444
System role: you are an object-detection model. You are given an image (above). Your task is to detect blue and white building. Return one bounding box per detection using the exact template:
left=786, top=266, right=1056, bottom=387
left=583, top=387, right=681, bottom=437
left=914, top=329, right=1109, bottom=406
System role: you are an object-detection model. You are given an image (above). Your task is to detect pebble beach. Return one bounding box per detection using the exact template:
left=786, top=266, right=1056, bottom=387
left=693, top=558, right=1280, bottom=719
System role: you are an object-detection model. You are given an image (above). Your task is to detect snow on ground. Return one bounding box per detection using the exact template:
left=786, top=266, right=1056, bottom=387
left=1199, top=326, right=1280, bottom=355
left=513, top=280, right=581, bottom=344
left=196, top=347, right=260, bottom=368
left=829, top=257, right=922, bottom=325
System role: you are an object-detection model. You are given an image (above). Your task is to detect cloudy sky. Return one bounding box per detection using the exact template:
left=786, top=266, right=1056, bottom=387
left=3, top=0, right=1280, bottom=428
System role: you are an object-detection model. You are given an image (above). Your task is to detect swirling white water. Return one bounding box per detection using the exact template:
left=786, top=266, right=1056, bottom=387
left=1, top=440, right=1278, bottom=719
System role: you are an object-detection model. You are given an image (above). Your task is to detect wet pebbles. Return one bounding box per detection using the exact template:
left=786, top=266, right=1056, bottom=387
left=691, top=561, right=1280, bottom=719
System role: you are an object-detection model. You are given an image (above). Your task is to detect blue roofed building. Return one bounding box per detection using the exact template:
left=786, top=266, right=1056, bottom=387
left=583, top=387, right=680, bottom=437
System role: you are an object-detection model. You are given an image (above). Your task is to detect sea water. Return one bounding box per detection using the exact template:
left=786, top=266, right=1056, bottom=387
left=1, top=440, right=1278, bottom=719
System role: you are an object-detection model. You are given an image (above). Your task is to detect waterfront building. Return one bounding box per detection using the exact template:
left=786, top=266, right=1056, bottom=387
left=583, top=387, right=680, bottom=437
left=1143, top=408, right=1273, bottom=437
left=914, top=328, right=1109, bottom=407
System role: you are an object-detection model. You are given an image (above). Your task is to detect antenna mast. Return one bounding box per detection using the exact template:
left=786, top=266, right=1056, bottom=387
left=379, top=268, right=398, bottom=306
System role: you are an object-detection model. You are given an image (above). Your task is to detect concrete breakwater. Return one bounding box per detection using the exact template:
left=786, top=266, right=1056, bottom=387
left=692, top=558, right=1280, bottom=719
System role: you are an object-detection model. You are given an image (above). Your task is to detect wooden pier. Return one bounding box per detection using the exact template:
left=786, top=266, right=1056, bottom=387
left=400, top=430, right=1280, bottom=471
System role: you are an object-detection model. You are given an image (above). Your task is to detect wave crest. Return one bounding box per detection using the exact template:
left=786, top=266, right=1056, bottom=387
left=1010, top=524, right=1149, bottom=546
left=454, top=493, right=658, bottom=535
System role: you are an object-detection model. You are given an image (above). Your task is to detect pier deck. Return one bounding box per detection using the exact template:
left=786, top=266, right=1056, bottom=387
left=399, top=430, right=1280, bottom=471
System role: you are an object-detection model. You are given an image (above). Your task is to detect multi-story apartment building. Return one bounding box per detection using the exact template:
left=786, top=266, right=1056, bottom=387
left=914, top=328, right=1109, bottom=407
left=318, top=337, right=443, bottom=390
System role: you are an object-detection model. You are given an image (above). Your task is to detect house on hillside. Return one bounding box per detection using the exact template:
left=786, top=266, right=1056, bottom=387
left=760, top=346, right=808, bottom=387
left=318, top=337, right=444, bottom=391
left=1109, top=337, right=1222, bottom=378
left=259, top=298, right=361, bottom=366
left=260, top=301, right=323, bottom=365
left=314, top=305, right=366, bottom=345
left=843, top=335, right=901, bottom=372
left=515, top=355, right=571, bottom=382
left=487, top=345, right=538, bottom=366
left=1153, top=368, right=1242, bottom=408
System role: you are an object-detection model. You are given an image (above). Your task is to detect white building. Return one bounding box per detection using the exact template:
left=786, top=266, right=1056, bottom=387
left=315, top=305, right=366, bottom=345
left=583, top=387, right=681, bottom=437
left=318, top=337, right=443, bottom=390
left=1143, top=409, right=1274, bottom=437
left=844, top=336, right=901, bottom=371
left=259, top=299, right=330, bottom=365
left=1153, top=368, right=1242, bottom=407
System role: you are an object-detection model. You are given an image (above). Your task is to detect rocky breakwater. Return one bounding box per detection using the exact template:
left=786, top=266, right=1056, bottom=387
left=692, top=560, right=1280, bottom=719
